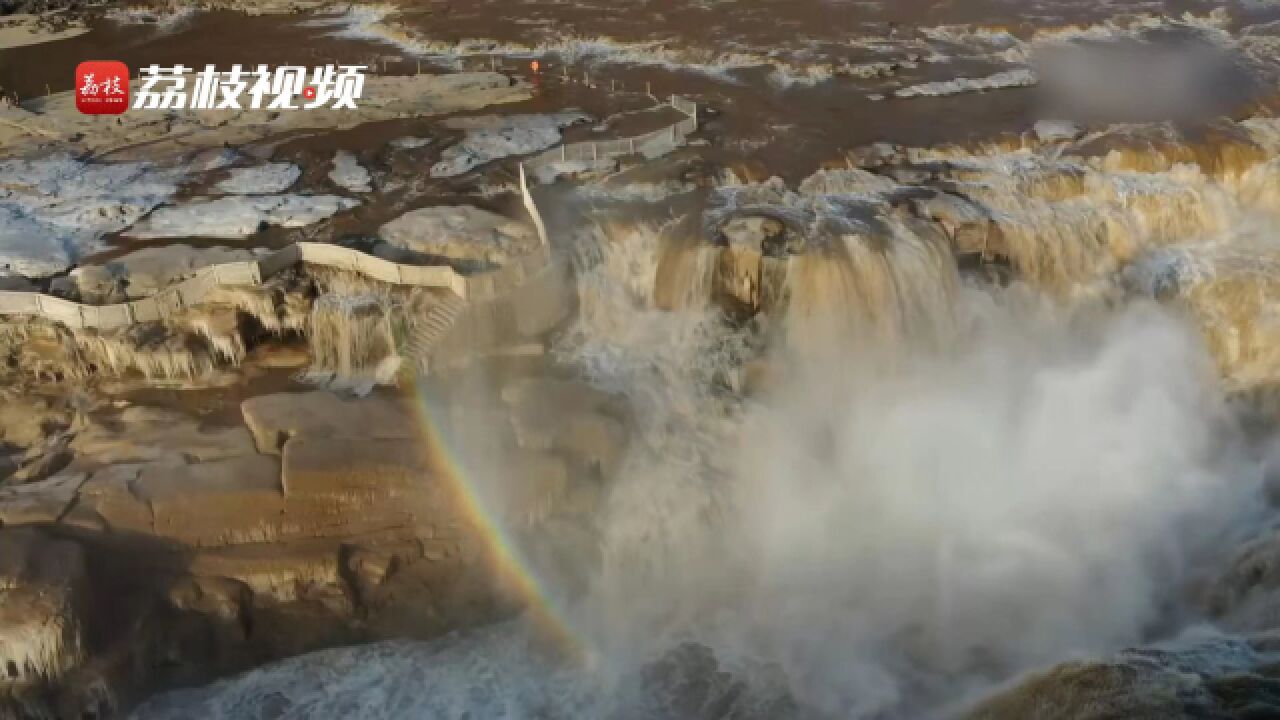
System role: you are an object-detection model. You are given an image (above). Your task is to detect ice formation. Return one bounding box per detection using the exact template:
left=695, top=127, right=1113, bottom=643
left=214, top=163, right=302, bottom=195
left=431, top=112, right=590, bottom=177
left=327, top=151, right=373, bottom=193
left=125, top=195, right=360, bottom=239
left=0, top=154, right=180, bottom=277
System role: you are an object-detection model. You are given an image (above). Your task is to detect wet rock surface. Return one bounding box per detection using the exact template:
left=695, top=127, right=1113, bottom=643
left=431, top=111, right=590, bottom=178
left=376, top=204, right=541, bottom=269
left=0, top=375, right=621, bottom=715
left=966, top=633, right=1280, bottom=720
left=53, top=245, right=259, bottom=303
left=124, top=194, right=360, bottom=240
left=213, top=163, right=301, bottom=195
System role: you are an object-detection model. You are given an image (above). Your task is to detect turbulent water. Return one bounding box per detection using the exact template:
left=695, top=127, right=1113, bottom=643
left=133, top=197, right=1270, bottom=718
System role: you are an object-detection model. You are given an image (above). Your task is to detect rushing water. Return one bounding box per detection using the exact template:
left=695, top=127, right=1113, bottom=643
left=133, top=190, right=1269, bottom=717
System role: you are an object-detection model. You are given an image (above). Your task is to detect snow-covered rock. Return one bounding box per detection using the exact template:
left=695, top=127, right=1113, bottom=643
left=125, top=195, right=359, bottom=239
left=328, top=151, right=372, bottom=193
left=54, top=245, right=259, bottom=302
left=376, top=205, right=538, bottom=267
left=389, top=136, right=433, bottom=150
left=215, top=163, right=301, bottom=194
left=1033, top=119, right=1084, bottom=144
left=0, top=13, right=88, bottom=50
left=0, top=154, right=181, bottom=277
left=431, top=111, right=589, bottom=178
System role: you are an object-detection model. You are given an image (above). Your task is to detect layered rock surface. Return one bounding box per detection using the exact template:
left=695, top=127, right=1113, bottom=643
left=376, top=205, right=540, bottom=269
left=52, top=245, right=259, bottom=303
left=0, top=377, right=626, bottom=715
left=0, top=528, right=92, bottom=717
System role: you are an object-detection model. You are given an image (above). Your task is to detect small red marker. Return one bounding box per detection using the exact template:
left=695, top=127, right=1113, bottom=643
left=75, top=60, right=130, bottom=115
left=530, top=60, right=540, bottom=74
left=302, top=86, right=317, bottom=100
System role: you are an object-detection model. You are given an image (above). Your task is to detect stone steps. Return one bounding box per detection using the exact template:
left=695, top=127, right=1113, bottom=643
left=403, top=293, right=468, bottom=372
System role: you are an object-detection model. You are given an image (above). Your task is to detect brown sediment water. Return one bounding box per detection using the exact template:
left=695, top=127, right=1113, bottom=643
left=1, top=1, right=1251, bottom=186
left=371, top=0, right=1244, bottom=165
left=117, top=364, right=310, bottom=426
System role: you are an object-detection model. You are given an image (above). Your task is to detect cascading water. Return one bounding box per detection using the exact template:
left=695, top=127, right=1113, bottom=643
left=547, top=215, right=1263, bottom=718
left=134, top=158, right=1270, bottom=716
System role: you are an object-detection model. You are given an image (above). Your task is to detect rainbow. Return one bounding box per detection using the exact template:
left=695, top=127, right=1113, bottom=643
left=405, top=378, right=588, bottom=662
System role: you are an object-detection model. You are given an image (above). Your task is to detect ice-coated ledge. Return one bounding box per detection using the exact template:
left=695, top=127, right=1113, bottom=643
left=0, top=154, right=181, bottom=277
left=215, top=163, right=302, bottom=195
left=431, top=111, right=590, bottom=178
left=125, top=195, right=360, bottom=240
left=328, top=152, right=373, bottom=193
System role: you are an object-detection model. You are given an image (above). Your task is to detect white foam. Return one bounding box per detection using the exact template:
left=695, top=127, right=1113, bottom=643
left=893, top=67, right=1037, bottom=98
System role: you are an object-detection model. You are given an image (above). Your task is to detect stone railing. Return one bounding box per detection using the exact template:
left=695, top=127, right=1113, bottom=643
left=524, top=94, right=698, bottom=173
left=0, top=260, right=264, bottom=330
left=0, top=238, right=562, bottom=330
left=0, top=166, right=557, bottom=330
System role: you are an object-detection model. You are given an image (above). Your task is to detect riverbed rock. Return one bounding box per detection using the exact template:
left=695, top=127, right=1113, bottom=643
left=431, top=111, right=589, bottom=178
left=376, top=205, right=539, bottom=269
left=68, top=406, right=257, bottom=470
left=281, top=436, right=427, bottom=508
left=0, top=392, right=73, bottom=454
left=0, top=154, right=181, bottom=277
left=124, top=194, right=360, bottom=240
left=714, top=216, right=786, bottom=315
left=241, top=391, right=416, bottom=455
left=0, top=472, right=85, bottom=526
left=965, top=632, right=1280, bottom=720
left=0, top=13, right=88, bottom=50
left=1203, top=528, right=1280, bottom=633
left=138, top=455, right=285, bottom=548
left=328, top=151, right=372, bottom=193
left=214, top=163, right=301, bottom=195
left=54, top=245, right=259, bottom=303
left=1034, top=119, right=1084, bottom=144
left=0, top=528, right=88, bottom=690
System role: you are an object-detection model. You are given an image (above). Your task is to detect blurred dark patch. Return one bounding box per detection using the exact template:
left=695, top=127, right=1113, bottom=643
left=1033, top=26, right=1259, bottom=124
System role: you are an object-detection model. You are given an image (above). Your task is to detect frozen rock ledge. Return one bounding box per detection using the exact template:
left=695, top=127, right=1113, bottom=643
left=125, top=195, right=360, bottom=239
left=214, top=163, right=302, bottom=195
left=431, top=111, right=590, bottom=178
left=0, top=154, right=180, bottom=277
left=328, top=152, right=373, bottom=193
left=376, top=205, right=539, bottom=267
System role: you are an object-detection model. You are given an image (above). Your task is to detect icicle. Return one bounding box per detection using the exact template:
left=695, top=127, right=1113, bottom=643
left=304, top=293, right=399, bottom=387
